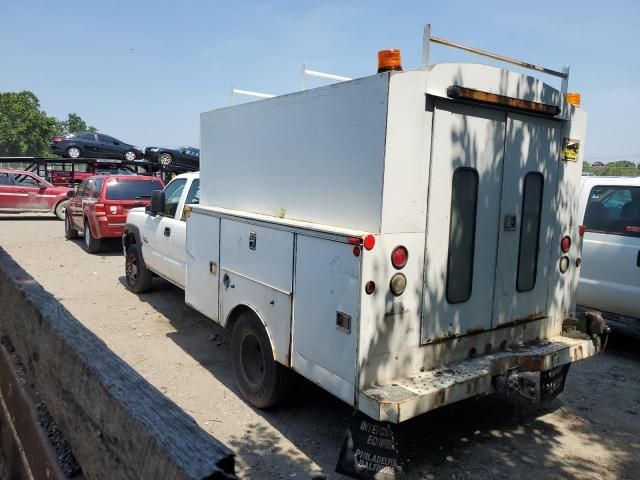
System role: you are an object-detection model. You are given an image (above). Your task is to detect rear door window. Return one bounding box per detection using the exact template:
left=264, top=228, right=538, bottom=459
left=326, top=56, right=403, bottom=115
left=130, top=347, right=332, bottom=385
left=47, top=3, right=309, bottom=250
left=584, top=186, right=640, bottom=237
left=0, top=172, right=11, bottom=185
left=446, top=167, right=479, bottom=304
left=105, top=178, right=164, bottom=200
left=516, top=173, right=544, bottom=292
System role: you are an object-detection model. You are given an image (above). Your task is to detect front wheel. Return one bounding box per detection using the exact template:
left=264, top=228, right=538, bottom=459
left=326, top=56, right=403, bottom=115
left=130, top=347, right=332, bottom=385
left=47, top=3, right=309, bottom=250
left=231, top=311, right=291, bottom=409
left=64, top=213, right=78, bottom=239
left=84, top=219, right=102, bottom=253
left=123, top=150, right=137, bottom=161
left=125, top=244, right=153, bottom=293
left=54, top=200, right=68, bottom=221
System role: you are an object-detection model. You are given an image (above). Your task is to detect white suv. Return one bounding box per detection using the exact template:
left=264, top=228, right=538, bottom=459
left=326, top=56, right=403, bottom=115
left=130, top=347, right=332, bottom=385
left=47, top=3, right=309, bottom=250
left=576, top=176, right=640, bottom=335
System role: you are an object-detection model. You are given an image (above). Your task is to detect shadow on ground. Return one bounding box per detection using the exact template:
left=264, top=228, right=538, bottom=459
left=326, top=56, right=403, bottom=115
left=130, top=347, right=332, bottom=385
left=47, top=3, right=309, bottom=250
left=126, top=276, right=640, bottom=479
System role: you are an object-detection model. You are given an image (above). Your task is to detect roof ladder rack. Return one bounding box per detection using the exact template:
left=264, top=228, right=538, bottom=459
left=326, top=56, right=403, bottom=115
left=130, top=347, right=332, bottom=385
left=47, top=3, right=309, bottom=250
left=421, top=24, right=570, bottom=94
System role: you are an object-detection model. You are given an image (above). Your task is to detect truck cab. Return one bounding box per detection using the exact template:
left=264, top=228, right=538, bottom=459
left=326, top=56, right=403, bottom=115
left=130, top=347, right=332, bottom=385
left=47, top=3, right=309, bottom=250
left=123, top=172, right=199, bottom=290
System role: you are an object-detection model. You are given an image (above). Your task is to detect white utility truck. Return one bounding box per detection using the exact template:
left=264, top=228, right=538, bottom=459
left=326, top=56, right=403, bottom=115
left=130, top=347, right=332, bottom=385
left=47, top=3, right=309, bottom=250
left=124, top=28, right=606, bottom=424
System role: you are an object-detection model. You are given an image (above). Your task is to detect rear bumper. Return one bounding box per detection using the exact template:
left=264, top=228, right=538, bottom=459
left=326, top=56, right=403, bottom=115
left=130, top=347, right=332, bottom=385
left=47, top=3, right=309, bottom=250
left=358, top=334, right=600, bottom=424
left=95, top=217, right=125, bottom=238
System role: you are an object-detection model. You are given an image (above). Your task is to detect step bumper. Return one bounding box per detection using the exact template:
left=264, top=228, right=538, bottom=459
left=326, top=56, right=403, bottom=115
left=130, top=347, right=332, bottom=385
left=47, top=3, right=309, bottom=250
left=358, top=335, right=598, bottom=424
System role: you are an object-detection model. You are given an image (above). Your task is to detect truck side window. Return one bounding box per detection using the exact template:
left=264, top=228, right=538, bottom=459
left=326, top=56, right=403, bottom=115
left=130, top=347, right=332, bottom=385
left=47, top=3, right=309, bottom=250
left=181, top=179, right=200, bottom=221
left=516, top=172, right=544, bottom=292
left=162, top=178, right=187, bottom=218
left=584, top=186, right=640, bottom=237
left=446, top=168, right=478, bottom=304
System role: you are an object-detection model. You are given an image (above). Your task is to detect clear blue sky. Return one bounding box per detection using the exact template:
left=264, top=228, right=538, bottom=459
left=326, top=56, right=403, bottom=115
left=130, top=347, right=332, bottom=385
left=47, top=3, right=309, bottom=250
left=1, top=0, right=638, bottom=164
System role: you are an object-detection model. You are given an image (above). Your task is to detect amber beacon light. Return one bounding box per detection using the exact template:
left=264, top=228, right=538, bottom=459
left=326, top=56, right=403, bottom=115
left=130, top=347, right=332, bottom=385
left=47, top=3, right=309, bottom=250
left=377, top=49, right=403, bottom=73
left=566, top=92, right=581, bottom=107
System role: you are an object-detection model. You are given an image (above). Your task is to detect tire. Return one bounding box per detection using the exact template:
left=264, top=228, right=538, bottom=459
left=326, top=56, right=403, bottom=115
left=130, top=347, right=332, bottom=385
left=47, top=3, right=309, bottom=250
left=64, top=212, right=78, bottom=239
left=123, top=150, right=137, bottom=161
left=66, top=146, right=81, bottom=159
left=158, top=153, right=173, bottom=166
left=231, top=311, right=291, bottom=408
left=54, top=200, right=68, bottom=221
left=83, top=219, right=102, bottom=253
left=125, top=244, right=153, bottom=293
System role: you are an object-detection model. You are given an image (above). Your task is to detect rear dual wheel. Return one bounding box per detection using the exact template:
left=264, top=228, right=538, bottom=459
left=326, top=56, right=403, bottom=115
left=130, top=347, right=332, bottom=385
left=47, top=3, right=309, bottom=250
left=231, top=311, right=291, bottom=409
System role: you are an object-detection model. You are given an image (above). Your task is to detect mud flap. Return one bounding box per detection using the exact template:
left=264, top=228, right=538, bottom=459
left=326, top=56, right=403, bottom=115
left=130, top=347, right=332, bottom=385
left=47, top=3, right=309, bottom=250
left=540, top=364, right=571, bottom=403
left=335, top=410, right=402, bottom=479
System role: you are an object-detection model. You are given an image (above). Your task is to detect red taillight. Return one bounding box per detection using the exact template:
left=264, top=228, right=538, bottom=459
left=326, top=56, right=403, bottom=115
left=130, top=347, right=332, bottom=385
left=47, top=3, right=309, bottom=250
left=578, top=225, right=586, bottom=237
left=560, top=236, right=571, bottom=253
left=95, top=203, right=106, bottom=214
left=391, top=246, right=408, bottom=269
left=51, top=137, right=63, bottom=142
left=353, top=246, right=361, bottom=257
left=347, top=236, right=362, bottom=245
left=363, top=235, right=376, bottom=251
left=365, top=281, right=376, bottom=295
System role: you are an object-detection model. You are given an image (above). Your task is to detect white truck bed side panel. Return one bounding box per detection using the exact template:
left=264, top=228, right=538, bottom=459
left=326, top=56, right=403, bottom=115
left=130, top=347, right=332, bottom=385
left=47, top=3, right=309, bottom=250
left=200, top=75, right=389, bottom=233
left=218, top=219, right=294, bottom=365
left=292, top=235, right=361, bottom=404
left=380, top=71, right=431, bottom=233
left=547, top=106, right=588, bottom=321
left=185, top=211, right=220, bottom=321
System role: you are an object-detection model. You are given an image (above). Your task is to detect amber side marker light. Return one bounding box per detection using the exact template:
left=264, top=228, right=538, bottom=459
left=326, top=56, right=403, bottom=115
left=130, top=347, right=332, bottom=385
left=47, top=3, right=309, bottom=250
left=566, top=92, right=581, bottom=107
left=378, top=49, right=402, bottom=73
left=447, top=86, right=560, bottom=116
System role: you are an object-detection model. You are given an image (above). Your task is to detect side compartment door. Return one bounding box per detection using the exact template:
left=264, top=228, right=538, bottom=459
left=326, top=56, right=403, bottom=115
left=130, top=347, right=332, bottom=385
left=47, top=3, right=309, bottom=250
left=218, top=220, right=293, bottom=366
left=292, top=236, right=361, bottom=404
left=421, top=100, right=506, bottom=343
left=185, top=211, right=220, bottom=321
left=492, top=113, right=561, bottom=326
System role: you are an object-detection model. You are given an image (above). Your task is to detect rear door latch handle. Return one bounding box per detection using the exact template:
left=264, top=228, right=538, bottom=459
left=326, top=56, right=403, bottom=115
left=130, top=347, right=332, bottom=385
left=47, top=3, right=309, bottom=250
left=164, top=227, right=171, bottom=237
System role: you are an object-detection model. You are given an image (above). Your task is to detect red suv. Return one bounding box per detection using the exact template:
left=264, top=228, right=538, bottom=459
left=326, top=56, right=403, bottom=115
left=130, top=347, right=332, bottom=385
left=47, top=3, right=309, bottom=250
left=0, top=168, right=73, bottom=220
left=65, top=175, right=164, bottom=253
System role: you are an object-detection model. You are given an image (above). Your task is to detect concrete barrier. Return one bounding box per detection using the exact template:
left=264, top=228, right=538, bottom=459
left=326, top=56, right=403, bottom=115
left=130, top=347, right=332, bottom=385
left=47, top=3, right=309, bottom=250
left=0, top=247, right=236, bottom=479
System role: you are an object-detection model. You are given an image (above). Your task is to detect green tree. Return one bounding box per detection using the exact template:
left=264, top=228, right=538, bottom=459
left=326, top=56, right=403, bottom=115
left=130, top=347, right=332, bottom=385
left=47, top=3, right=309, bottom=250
left=59, top=112, right=97, bottom=134
left=0, top=91, right=59, bottom=156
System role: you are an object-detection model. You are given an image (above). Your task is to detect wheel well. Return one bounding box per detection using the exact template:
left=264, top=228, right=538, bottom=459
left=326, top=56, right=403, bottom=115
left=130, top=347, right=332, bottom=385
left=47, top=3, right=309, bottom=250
left=53, top=198, right=67, bottom=212
left=225, top=304, right=258, bottom=333
left=123, top=229, right=137, bottom=250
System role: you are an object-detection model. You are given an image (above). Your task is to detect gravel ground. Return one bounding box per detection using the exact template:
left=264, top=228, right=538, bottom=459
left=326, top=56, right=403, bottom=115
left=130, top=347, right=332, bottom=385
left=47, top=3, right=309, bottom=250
left=0, top=213, right=638, bottom=480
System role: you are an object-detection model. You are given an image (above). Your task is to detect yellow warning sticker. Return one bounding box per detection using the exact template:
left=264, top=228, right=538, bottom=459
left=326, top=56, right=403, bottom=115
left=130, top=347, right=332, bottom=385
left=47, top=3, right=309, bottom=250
left=562, top=138, right=580, bottom=162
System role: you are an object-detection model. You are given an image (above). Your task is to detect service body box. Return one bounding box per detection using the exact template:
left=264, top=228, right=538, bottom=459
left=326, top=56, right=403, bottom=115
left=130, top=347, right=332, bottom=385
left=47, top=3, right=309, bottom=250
left=189, top=63, right=596, bottom=425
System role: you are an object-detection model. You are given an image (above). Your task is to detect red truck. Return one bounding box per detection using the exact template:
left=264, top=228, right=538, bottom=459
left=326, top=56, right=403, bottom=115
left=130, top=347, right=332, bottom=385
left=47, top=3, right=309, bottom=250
left=49, top=164, right=137, bottom=187
left=0, top=168, right=73, bottom=220
left=65, top=175, right=164, bottom=253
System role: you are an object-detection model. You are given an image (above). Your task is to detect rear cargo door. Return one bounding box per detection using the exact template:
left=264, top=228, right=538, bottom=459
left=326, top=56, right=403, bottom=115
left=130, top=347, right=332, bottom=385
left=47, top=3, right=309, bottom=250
left=421, top=100, right=506, bottom=343
left=492, top=114, right=561, bottom=326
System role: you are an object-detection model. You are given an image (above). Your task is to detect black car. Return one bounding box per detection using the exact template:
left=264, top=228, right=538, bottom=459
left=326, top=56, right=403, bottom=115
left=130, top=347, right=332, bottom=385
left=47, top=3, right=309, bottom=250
left=144, top=146, right=199, bottom=169
left=50, top=132, right=143, bottom=161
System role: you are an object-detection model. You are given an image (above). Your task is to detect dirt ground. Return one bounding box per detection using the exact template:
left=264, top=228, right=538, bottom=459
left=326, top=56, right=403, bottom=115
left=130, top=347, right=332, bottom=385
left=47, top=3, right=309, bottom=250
left=0, top=213, right=638, bottom=480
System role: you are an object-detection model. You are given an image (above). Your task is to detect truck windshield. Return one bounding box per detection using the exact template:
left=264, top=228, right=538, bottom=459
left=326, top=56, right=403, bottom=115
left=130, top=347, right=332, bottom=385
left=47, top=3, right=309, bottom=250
left=105, top=179, right=163, bottom=200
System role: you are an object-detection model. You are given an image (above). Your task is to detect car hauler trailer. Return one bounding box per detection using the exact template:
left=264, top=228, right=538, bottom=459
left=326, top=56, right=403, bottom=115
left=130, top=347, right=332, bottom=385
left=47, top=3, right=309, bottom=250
left=141, top=27, right=607, bottom=424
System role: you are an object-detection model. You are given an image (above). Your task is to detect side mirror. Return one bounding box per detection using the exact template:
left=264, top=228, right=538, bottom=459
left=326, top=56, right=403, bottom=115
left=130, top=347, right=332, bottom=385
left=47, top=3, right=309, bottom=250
left=66, top=190, right=75, bottom=198
left=150, top=190, right=165, bottom=216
